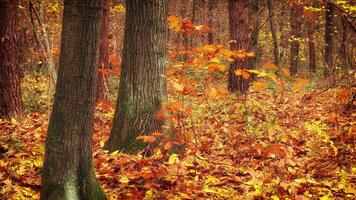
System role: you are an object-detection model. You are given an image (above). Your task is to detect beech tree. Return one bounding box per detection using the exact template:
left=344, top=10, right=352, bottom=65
left=228, top=0, right=258, bottom=93
left=41, top=0, right=105, bottom=199
left=105, top=0, right=168, bottom=153
left=0, top=0, right=23, bottom=119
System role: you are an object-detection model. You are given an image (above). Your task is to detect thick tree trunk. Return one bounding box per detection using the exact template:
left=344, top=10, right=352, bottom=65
left=105, top=0, right=167, bottom=153
left=0, top=0, right=23, bottom=119
left=97, top=0, right=110, bottom=101
left=289, top=4, right=302, bottom=76
left=324, top=2, right=334, bottom=76
left=41, top=0, right=105, bottom=199
left=267, top=0, right=280, bottom=67
left=307, top=20, right=317, bottom=73
left=228, top=0, right=257, bottom=93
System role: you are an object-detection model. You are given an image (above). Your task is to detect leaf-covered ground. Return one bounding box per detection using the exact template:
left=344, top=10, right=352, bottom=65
left=0, top=71, right=355, bottom=199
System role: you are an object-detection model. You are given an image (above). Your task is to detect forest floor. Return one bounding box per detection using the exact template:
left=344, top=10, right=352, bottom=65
left=0, top=70, right=355, bottom=199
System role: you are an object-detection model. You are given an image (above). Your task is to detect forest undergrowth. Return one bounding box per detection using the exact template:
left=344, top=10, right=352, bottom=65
left=0, top=69, right=355, bottom=199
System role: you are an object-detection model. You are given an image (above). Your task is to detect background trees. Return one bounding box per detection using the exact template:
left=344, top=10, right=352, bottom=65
left=105, top=0, right=168, bottom=153
left=40, top=0, right=105, bottom=199
left=0, top=0, right=23, bottom=119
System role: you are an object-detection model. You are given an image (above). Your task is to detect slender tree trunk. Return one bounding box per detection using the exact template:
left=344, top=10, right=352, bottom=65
left=207, top=0, right=214, bottom=44
left=307, top=20, right=317, bottom=73
left=228, top=0, right=257, bottom=93
left=41, top=0, right=105, bottom=199
left=340, top=16, right=349, bottom=70
left=105, top=0, right=168, bottom=153
left=249, top=0, right=260, bottom=73
left=192, top=0, right=205, bottom=46
left=324, top=2, right=334, bottom=76
left=180, top=0, right=190, bottom=61
left=279, top=2, right=288, bottom=64
left=97, top=0, right=110, bottom=101
left=0, top=0, right=23, bottom=119
left=289, top=4, right=302, bottom=76
left=267, top=0, right=280, bottom=67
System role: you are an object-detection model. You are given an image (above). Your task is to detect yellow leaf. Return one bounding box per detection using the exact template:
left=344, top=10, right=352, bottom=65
left=252, top=81, right=268, bottom=91
left=235, top=69, right=242, bottom=76
left=246, top=52, right=255, bottom=57
left=205, top=175, right=220, bottom=185
left=271, top=195, right=280, bottom=200
left=207, top=87, right=218, bottom=99
left=172, top=82, right=184, bottom=92
left=168, top=154, right=180, bottom=164
left=119, top=176, right=130, bottom=184
left=10, top=118, right=17, bottom=125
left=211, top=57, right=220, bottom=63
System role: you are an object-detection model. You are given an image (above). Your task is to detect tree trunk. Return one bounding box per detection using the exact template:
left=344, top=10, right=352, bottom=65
left=340, top=16, right=349, bottom=70
left=307, top=20, right=317, bottom=73
left=324, top=2, right=334, bottom=76
left=105, top=0, right=167, bottom=153
left=279, top=2, right=288, bottom=64
left=41, top=0, right=105, bottom=199
left=207, top=0, right=214, bottom=44
left=97, top=0, right=110, bottom=101
left=249, top=0, right=260, bottom=74
left=228, top=0, right=257, bottom=93
left=267, top=0, right=280, bottom=67
left=0, top=0, right=23, bottom=119
left=289, top=4, right=302, bottom=76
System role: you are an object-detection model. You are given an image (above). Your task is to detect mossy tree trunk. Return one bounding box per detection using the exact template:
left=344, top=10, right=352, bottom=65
left=0, top=0, right=23, bottom=119
left=105, top=0, right=167, bottom=153
left=41, top=0, right=105, bottom=199
left=228, top=0, right=258, bottom=93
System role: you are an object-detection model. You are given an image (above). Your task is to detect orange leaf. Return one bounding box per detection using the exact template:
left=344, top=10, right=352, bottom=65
left=241, top=71, right=251, bottom=79
left=136, top=135, right=157, bottom=143
left=98, top=67, right=109, bottom=75
left=163, top=141, right=173, bottom=150
left=263, top=62, right=278, bottom=70
left=292, top=78, right=309, bottom=91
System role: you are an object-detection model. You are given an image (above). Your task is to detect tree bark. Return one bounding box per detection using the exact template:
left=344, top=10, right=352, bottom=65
left=228, top=0, right=257, bottom=93
left=41, top=0, right=105, bottom=199
left=105, top=0, right=168, bottom=153
left=289, top=4, right=302, bottom=76
left=324, top=2, right=334, bottom=76
left=0, top=0, right=23, bottom=119
left=97, top=0, right=110, bottom=101
left=340, top=16, right=349, bottom=70
left=307, top=20, right=317, bottom=73
left=249, top=0, right=260, bottom=74
left=207, top=0, right=214, bottom=44
left=267, top=0, right=280, bottom=67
